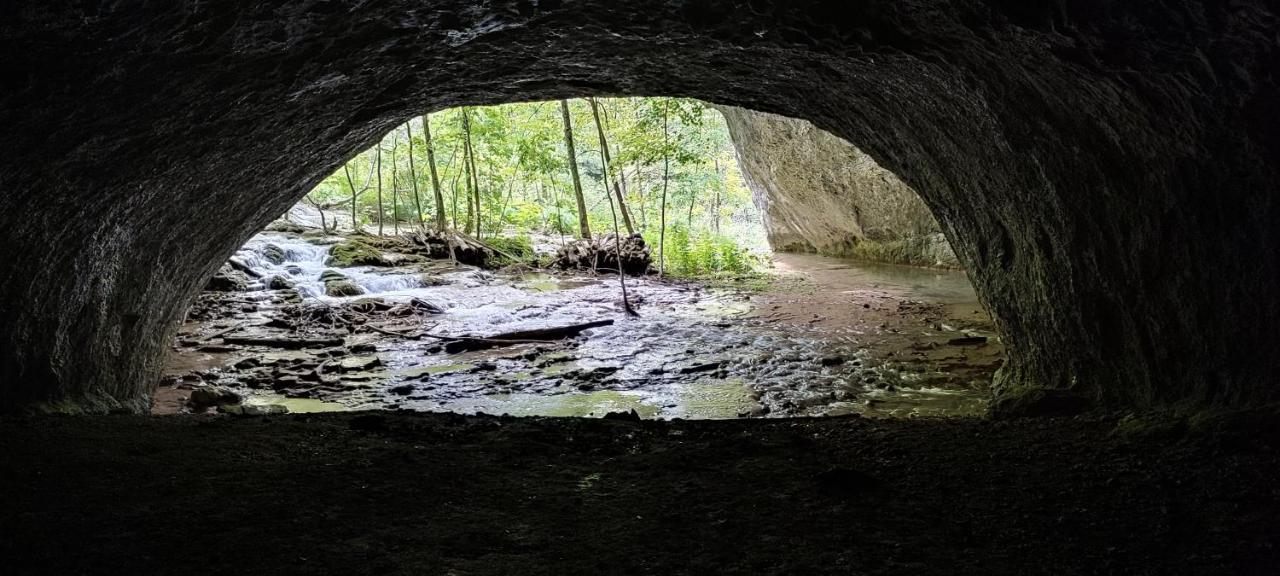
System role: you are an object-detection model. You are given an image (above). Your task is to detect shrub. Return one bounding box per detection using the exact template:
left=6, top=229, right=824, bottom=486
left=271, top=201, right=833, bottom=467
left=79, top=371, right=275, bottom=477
left=485, top=234, right=535, bottom=266
left=643, top=225, right=759, bottom=278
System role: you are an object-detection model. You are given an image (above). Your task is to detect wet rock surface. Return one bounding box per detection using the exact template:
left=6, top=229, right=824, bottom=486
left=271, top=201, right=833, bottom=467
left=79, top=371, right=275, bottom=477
left=160, top=231, right=1002, bottom=419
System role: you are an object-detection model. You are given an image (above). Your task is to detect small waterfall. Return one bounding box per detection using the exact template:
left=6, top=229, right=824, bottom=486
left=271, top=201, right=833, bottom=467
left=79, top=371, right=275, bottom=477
left=232, top=233, right=422, bottom=299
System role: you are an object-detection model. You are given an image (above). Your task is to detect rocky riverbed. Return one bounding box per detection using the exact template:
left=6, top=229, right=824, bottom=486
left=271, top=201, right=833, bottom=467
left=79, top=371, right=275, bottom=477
left=158, top=230, right=1003, bottom=419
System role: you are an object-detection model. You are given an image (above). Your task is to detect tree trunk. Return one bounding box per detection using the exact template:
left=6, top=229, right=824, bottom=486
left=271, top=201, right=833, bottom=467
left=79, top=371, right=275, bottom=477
left=712, top=156, right=722, bottom=235
left=636, top=168, right=647, bottom=231
left=589, top=97, right=635, bottom=235
left=344, top=163, right=361, bottom=233
left=659, top=100, right=671, bottom=278
left=560, top=100, right=591, bottom=240
left=461, top=107, right=477, bottom=236
left=375, top=139, right=384, bottom=236
left=390, top=129, right=400, bottom=236
left=423, top=114, right=448, bottom=231
left=687, top=185, right=697, bottom=229
left=404, top=122, right=424, bottom=230
left=469, top=125, right=482, bottom=239
left=450, top=147, right=462, bottom=231
left=586, top=98, right=637, bottom=316
left=306, top=195, right=331, bottom=234
left=618, top=160, right=636, bottom=231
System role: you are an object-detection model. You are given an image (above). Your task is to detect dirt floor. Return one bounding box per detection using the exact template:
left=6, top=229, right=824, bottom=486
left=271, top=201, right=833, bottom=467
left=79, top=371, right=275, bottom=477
left=2, top=410, right=1278, bottom=575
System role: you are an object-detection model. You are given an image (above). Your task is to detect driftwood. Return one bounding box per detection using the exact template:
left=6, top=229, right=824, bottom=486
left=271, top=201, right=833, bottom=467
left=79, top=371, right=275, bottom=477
left=554, top=234, right=650, bottom=276
left=222, top=335, right=345, bottom=349
left=401, top=230, right=494, bottom=267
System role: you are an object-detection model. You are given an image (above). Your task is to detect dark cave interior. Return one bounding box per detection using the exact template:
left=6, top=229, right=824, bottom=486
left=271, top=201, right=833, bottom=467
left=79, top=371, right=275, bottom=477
left=0, top=1, right=1277, bottom=574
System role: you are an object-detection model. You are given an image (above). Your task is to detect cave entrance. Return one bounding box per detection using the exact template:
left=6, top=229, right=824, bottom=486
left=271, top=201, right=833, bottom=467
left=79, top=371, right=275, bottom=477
left=159, top=98, right=1000, bottom=420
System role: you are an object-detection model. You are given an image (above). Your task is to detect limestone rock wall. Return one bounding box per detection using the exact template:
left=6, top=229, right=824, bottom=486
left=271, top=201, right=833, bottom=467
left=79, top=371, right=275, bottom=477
left=1, top=0, right=1277, bottom=414
left=720, top=107, right=958, bottom=267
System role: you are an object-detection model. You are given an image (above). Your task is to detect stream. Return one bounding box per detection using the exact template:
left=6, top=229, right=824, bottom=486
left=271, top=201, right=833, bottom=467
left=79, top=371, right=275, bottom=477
left=161, top=232, right=1003, bottom=419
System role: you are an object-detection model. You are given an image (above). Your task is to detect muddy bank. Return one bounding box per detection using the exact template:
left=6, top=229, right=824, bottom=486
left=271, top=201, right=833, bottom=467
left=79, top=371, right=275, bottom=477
left=2, top=410, right=1277, bottom=575
left=162, top=232, right=1002, bottom=419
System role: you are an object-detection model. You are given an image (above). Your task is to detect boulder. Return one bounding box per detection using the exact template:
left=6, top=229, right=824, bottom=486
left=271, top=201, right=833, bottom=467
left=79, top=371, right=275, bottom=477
left=262, top=243, right=287, bottom=265
left=319, top=269, right=364, bottom=297
left=325, top=281, right=364, bottom=297
left=205, top=265, right=251, bottom=292
left=187, top=386, right=242, bottom=410
left=267, top=275, right=295, bottom=290
left=328, top=240, right=394, bottom=267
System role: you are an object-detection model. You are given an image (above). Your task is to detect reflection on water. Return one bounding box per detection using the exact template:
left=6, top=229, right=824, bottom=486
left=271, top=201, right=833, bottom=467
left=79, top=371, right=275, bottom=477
left=436, top=378, right=758, bottom=420
left=774, top=253, right=981, bottom=305
left=245, top=395, right=348, bottom=413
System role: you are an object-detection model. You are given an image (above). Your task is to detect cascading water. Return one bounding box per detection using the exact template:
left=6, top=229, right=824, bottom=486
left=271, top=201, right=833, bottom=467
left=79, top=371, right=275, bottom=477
left=234, top=234, right=423, bottom=298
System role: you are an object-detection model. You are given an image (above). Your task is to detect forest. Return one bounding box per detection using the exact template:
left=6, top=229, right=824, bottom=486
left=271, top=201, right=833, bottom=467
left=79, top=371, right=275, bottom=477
left=298, top=97, right=766, bottom=277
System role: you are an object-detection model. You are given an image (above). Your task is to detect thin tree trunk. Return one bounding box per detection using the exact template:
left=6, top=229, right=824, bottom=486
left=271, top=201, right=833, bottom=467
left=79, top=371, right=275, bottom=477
left=461, top=108, right=477, bottom=236
left=687, top=185, right=697, bottom=229
left=424, top=114, right=448, bottom=231
left=619, top=161, right=635, bottom=230
left=586, top=98, right=637, bottom=316
left=451, top=150, right=462, bottom=230
left=404, top=122, right=424, bottom=230
left=659, top=100, right=671, bottom=278
left=589, top=97, right=635, bottom=235
left=560, top=100, right=591, bottom=239
left=306, top=195, right=331, bottom=234
left=461, top=107, right=483, bottom=239
left=345, top=163, right=361, bottom=233
left=713, top=156, right=722, bottom=235
left=342, top=150, right=378, bottom=233
left=376, top=138, right=384, bottom=236
left=390, top=130, right=400, bottom=236
left=636, top=168, right=647, bottom=231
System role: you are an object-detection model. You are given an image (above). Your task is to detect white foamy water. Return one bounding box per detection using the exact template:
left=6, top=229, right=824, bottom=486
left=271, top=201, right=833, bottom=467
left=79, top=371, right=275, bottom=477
left=234, top=234, right=423, bottom=298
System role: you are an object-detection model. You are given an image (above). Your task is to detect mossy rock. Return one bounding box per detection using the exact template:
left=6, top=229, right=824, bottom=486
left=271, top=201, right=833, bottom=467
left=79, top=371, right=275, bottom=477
left=264, top=221, right=309, bottom=234
left=320, top=269, right=349, bottom=283
left=267, top=275, right=295, bottom=290
left=263, top=244, right=287, bottom=265
left=325, top=280, right=365, bottom=297
left=329, top=240, right=393, bottom=267
left=419, top=274, right=447, bottom=286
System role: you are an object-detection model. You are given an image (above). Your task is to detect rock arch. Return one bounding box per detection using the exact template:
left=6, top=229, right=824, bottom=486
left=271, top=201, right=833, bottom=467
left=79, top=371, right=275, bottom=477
left=0, top=0, right=1275, bottom=413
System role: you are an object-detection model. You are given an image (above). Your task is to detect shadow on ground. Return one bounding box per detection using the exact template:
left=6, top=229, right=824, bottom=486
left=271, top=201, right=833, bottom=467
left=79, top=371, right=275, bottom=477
left=2, top=411, right=1277, bottom=575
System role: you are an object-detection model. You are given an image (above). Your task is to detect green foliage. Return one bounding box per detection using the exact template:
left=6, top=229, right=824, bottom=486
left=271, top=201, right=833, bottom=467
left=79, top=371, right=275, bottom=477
left=485, top=234, right=535, bottom=266
left=304, top=97, right=769, bottom=269
left=645, top=225, right=760, bottom=278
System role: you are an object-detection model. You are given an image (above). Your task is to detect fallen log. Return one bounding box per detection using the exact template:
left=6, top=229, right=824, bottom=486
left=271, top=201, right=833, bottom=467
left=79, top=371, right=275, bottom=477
left=222, top=335, right=345, bottom=349
left=441, top=319, right=615, bottom=353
